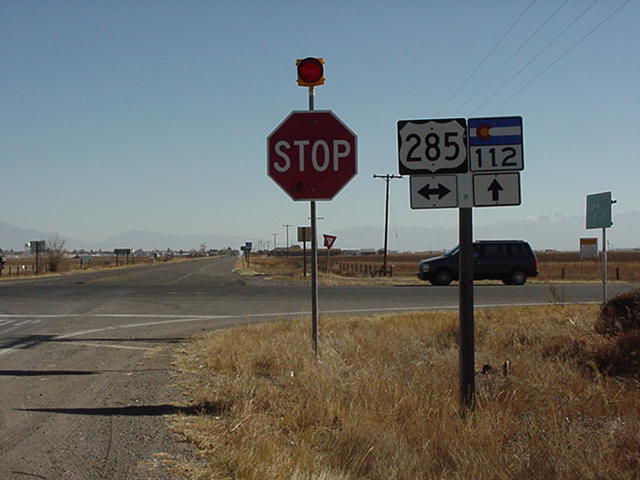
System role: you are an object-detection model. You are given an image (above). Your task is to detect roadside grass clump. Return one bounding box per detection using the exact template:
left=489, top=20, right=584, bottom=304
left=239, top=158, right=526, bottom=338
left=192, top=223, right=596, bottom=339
left=171, top=305, right=640, bottom=479
left=595, top=288, right=640, bottom=335
left=591, top=289, right=640, bottom=378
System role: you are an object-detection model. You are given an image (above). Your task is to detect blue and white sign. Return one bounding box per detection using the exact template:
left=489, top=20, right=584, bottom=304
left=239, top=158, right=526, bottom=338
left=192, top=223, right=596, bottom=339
left=468, top=116, right=523, bottom=172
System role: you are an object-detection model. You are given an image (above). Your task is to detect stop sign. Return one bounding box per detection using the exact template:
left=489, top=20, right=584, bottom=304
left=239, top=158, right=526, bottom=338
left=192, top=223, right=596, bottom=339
left=268, top=110, right=357, bottom=200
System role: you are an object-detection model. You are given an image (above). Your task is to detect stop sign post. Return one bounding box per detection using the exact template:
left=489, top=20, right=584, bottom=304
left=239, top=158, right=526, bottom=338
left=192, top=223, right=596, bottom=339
left=267, top=62, right=357, bottom=357
left=268, top=110, right=357, bottom=200
left=268, top=110, right=357, bottom=357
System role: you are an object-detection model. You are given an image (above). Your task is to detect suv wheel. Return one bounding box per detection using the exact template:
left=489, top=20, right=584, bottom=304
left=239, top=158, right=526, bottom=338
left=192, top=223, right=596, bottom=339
left=431, top=269, right=453, bottom=286
left=510, top=269, right=527, bottom=286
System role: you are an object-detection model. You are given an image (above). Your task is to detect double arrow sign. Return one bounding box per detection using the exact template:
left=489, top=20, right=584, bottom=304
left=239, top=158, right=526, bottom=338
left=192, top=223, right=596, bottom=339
left=418, top=182, right=451, bottom=200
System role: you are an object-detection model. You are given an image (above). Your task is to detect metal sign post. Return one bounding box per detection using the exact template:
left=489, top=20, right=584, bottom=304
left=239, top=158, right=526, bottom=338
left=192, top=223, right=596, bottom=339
left=298, top=227, right=311, bottom=277
left=399, top=115, right=524, bottom=415
left=458, top=207, right=475, bottom=412
left=30, top=240, right=46, bottom=274
left=323, top=234, right=337, bottom=273
left=267, top=59, right=357, bottom=357
left=603, top=227, right=607, bottom=302
left=308, top=85, right=319, bottom=356
left=586, top=191, right=616, bottom=303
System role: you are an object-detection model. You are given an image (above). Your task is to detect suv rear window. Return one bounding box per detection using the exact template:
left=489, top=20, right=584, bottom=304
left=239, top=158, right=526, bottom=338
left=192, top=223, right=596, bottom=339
left=482, top=244, right=509, bottom=257
left=508, top=244, right=527, bottom=256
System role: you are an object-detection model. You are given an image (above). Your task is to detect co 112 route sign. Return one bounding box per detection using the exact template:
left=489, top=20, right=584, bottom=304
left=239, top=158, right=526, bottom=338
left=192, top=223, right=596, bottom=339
left=397, top=118, right=468, bottom=175
left=468, top=116, right=523, bottom=172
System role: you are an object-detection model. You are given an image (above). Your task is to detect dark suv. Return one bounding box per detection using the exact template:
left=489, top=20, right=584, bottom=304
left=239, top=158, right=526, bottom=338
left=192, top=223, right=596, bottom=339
left=417, top=240, right=538, bottom=286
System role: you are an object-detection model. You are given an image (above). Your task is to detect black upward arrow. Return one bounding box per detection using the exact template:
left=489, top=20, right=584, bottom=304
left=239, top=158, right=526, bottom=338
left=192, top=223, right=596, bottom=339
left=417, top=183, right=451, bottom=200
left=488, top=179, right=503, bottom=201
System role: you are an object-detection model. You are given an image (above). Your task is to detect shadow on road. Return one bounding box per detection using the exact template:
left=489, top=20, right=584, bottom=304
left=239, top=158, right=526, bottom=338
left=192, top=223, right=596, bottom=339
left=57, top=337, right=188, bottom=343
left=0, top=369, right=98, bottom=376
left=0, top=368, right=170, bottom=377
left=17, top=401, right=228, bottom=417
left=0, top=335, right=187, bottom=350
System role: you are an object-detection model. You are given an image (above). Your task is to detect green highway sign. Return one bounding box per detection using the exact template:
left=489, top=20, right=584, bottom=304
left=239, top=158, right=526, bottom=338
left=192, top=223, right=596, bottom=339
left=586, top=191, right=613, bottom=229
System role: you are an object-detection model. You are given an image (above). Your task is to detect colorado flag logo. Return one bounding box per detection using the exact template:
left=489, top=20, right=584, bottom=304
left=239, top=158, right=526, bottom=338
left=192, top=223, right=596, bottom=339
left=469, top=116, right=523, bottom=146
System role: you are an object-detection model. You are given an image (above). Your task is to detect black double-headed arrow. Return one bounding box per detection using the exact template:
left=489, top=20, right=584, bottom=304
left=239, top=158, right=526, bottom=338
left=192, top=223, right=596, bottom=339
left=417, top=183, right=451, bottom=200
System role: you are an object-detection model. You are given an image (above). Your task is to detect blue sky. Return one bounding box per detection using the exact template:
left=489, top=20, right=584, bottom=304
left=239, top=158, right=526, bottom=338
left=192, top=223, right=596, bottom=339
left=2, top=1, right=638, bottom=249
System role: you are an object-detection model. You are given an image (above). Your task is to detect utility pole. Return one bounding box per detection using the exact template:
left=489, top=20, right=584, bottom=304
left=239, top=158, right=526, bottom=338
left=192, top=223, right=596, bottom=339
left=373, top=174, right=402, bottom=276
left=272, top=232, right=278, bottom=251
left=283, top=224, right=294, bottom=253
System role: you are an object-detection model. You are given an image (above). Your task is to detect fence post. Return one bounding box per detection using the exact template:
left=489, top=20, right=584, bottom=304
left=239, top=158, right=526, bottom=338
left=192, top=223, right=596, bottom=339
left=616, top=266, right=620, bottom=280
left=561, top=267, right=565, bottom=280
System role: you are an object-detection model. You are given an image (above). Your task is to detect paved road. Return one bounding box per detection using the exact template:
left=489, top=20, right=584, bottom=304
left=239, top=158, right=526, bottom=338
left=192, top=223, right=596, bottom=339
left=0, top=256, right=637, bottom=479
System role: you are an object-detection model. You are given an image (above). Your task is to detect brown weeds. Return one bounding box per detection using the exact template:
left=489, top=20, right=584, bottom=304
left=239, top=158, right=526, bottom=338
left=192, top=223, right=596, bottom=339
left=244, top=253, right=640, bottom=282
left=171, top=305, right=640, bottom=479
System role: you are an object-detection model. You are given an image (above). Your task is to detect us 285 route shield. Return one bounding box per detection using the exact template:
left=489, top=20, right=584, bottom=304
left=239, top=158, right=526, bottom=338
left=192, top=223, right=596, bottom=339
left=397, top=118, right=468, bottom=175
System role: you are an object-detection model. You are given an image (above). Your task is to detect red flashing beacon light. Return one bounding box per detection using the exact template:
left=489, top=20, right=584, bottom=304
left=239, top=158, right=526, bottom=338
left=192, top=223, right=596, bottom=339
left=296, top=57, right=325, bottom=87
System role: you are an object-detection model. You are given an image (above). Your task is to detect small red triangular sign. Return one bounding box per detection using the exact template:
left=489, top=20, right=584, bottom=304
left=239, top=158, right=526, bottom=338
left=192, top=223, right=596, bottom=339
left=323, top=234, right=337, bottom=249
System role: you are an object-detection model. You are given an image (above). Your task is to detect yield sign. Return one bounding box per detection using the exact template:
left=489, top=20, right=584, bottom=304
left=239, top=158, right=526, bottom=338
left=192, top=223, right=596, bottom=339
left=323, top=234, right=337, bottom=249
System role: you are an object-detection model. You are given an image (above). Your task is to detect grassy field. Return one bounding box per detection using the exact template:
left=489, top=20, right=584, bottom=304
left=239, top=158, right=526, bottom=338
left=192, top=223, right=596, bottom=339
left=240, top=251, right=640, bottom=282
left=170, top=304, right=640, bottom=479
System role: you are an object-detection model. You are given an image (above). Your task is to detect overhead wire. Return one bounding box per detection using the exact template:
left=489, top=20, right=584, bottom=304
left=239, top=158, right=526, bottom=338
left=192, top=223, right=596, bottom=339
left=434, top=0, right=536, bottom=116
left=470, top=0, right=600, bottom=115
left=318, top=180, right=381, bottom=222
left=494, top=0, right=633, bottom=111
left=454, top=0, right=570, bottom=115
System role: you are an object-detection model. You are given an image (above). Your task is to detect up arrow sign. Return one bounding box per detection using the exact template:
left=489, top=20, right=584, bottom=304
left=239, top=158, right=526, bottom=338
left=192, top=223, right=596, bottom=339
left=473, top=173, right=520, bottom=207
left=418, top=182, right=451, bottom=200
left=487, top=178, right=503, bottom=201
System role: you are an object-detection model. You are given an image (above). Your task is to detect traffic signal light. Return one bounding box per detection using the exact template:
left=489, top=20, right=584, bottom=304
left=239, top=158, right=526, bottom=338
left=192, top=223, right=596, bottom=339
left=296, top=57, right=325, bottom=87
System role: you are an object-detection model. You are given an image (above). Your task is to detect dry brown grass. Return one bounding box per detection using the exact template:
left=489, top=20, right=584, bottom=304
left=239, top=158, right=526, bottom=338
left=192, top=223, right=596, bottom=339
left=171, top=305, right=640, bottom=479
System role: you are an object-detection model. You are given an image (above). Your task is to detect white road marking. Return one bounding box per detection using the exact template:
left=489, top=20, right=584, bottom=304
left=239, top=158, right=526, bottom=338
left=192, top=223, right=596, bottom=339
left=200, top=257, right=232, bottom=272
left=0, top=301, right=600, bottom=358
left=0, top=324, right=26, bottom=335
left=56, top=342, right=156, bottom=351
left=165, top=257, right=233, bottom=285
left=164, top=272, right=193, bottom=285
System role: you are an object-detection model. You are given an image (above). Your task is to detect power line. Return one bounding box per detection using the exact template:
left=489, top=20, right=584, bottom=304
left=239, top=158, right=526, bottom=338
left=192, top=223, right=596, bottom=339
left=471, top=0, right=600, bottom=115
left=320, top=183, right=379, bottom=221
left=373, top=174, right=402, bottom=276
left=282, top=224, right=294, bottom=252
left=435, top=0, right=536, bottom=116
left=455, top=0, right=570, bottom=115
left=494, top=0, right=632, bottom=111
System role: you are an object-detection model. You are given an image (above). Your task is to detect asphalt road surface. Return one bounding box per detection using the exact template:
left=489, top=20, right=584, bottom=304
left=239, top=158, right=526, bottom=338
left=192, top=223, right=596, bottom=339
left=0, top=256, right=637, bottom=479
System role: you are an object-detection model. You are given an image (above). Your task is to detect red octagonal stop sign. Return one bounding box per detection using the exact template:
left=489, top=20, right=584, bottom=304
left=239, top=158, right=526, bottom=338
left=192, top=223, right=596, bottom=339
left=268, top=110, right=357, bottom=201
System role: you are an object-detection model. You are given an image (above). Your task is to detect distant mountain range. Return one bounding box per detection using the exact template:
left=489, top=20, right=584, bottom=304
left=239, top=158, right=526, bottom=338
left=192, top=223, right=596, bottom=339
left=1, top=212, right=639, bottom=252
left=0, top=222, right=246, bottom=252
